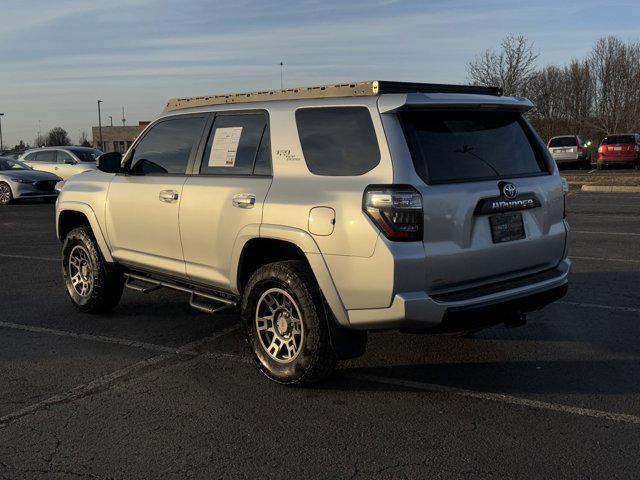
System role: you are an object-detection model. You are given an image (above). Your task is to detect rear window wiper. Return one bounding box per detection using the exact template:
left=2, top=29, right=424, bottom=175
left=454, top=145, right=500, bottom=177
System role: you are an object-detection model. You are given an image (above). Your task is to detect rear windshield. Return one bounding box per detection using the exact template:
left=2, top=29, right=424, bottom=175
left=69, top=148, right=102, bottom=162
left=401, top=111, right=547, bottom=184
left=602, top=135, right=635, bottom=145
left=549, top=137, right=577, bottom=147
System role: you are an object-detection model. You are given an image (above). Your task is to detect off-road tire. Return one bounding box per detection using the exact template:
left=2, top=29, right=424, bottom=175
left=242, top=260, right=338, bottom=385
left=62, top=227, right=124, bottom=313
left=0, top=182, right=13, bottom=205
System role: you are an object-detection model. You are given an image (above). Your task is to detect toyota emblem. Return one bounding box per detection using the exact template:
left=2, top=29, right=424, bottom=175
left=501, top=182, right=517, bottom=199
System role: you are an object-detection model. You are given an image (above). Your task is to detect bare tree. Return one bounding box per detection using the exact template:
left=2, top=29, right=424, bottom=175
left=467, top=34, right=539, bottom=96
left=78, top=131, right=92, bottom=147
left=46, top=127, right=71, bottom=146
left=588, top=36, right=640, bottom=134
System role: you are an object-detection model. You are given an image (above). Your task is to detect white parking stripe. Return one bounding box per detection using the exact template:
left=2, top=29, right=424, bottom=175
left=0, top=321, right=176, bottom=354
left=557, top=301, right=640, bottom=314
left=0, top=253, right=58, bottom=262
left=0, top=324, right=240, bottom=426
left=572, top=255, right=640, bottom=264
left=346, top=373, right=640, bottom=425
left=572, top=230, right=640, bottom=236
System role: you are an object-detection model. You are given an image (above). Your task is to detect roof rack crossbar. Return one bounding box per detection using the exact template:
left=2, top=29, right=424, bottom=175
left=163, top=80, right=503, bottom=113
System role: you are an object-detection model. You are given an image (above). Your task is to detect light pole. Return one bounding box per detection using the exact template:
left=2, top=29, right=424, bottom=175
left=121, top=106, right=126, bottom=126
left=109, top=115, right=113, bottom=127
left=97, top=100, right=103, bottom=150
left=0, top=113, right=4, bottom=152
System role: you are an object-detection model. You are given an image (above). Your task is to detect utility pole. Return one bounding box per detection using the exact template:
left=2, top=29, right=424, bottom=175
left=38, top=120, right=42, bottom=146
left=97, top=100, right=103, bottom=150
left=0, top=113, right=4, bottom=152
left=280, top=61, right=284, bottom=89
left=109, top=115, right=113, bottom=127
left=121, top=106, right=126, bottom=126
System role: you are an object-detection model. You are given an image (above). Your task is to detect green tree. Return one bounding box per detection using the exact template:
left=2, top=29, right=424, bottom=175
left=46, top=127, right=71, bottom=146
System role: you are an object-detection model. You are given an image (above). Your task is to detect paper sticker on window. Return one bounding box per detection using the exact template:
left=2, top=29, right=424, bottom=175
left=208, top=127, right=243, bottom=167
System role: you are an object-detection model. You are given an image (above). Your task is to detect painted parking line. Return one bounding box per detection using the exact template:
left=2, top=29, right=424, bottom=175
left=557, top=301, right=640, bottom=314
left=0, top=253, right=58, bottom=262
left=3, top=318, right=639, bottom=427
left=346, top=373, right=640, bottom=425
left=0, top=324, right=240, bottom=426
left=572, top=255, right=640, bottom=264
left=0, top=321, right=177, bottom=354
left=572, top=230, right=640, bottom=237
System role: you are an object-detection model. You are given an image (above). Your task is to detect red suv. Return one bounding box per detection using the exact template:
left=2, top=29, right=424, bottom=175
left=597, top=134, right=640, bottom=170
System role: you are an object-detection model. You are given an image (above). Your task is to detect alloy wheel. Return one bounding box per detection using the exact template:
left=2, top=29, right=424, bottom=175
left=68, top=245, right=94, bottom=297
left=255, top=287, right=304, bottom=363
left=0, top=184, right=11, bottom=204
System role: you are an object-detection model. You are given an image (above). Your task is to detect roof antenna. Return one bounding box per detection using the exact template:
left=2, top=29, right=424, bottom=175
left=279, top=62, right=284, bottom=89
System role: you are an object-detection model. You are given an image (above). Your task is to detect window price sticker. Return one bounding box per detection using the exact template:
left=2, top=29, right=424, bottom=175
left=208, top=127, right=243, bottom=167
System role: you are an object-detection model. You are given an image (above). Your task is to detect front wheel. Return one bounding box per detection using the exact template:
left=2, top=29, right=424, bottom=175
left=242, top=260, right=337, bottom=385
left=62, top=227, right=124, bottom=313
left=0, top=182, right=13, bottom=205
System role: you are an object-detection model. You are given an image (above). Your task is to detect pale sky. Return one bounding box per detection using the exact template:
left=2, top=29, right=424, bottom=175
left=1, top=0, right=639, bottom=146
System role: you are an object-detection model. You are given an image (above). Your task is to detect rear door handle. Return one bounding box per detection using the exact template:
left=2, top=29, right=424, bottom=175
left=159, top=190, right=179, bottom=203
left=232, top=193, right=256, bottom=209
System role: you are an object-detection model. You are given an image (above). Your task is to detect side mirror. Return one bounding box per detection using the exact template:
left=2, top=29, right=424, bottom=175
left=64, top=159, right=76, bottom=165
left=97, top=152, right=123, bottom=173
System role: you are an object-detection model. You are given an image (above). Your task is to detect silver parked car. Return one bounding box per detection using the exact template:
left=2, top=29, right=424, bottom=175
left=56, top=81, right=570, bottom=384
left=0, top=157, right=60, bottom=205
left=19, top=147, right=103, bottom=180
left=547, top=135, right=591, bottom=169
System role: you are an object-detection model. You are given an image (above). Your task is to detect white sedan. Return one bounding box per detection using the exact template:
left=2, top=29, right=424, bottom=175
left=19, top=147, right=103, bottom=180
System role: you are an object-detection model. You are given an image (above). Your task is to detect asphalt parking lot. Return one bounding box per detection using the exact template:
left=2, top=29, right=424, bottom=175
left=0, top=192, right=639, bottom=479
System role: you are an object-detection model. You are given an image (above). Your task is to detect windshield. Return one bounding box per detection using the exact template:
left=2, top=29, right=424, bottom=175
left=549, top=137, right=577, bottom=147
left=401, top=111, right=547, bottom=184
left=602, top=135, right=635, bottom=145
left=0, top=158, right=31, bottom=171
left=69, top=148, right=102, bottom=162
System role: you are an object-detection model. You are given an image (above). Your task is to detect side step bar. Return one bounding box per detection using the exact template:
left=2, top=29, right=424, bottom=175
left=123, top=272, right=237, bottom=315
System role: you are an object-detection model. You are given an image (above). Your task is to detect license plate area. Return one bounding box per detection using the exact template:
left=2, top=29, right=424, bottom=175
left=489, top=212, right=525, bottom=243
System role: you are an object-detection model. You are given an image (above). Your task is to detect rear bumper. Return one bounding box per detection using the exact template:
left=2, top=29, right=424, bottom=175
left=597, top=156, right=638, bottom=164
left=347, top=258, right=570, bottom=330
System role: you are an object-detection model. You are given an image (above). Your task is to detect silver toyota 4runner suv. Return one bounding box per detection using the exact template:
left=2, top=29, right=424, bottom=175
left=55, top=81, right=570, bottom=385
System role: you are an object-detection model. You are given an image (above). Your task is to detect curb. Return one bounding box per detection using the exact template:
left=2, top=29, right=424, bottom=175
left=581, top=185, right=640, bottom=193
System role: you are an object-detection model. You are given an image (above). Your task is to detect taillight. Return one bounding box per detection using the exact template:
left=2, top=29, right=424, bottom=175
left=363, top=185, right=423, bottom=241
left=598, top=146, right=604, bottom=153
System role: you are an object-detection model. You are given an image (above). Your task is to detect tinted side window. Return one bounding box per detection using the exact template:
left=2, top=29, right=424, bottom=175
left=130, top=116, right=205, bottom=174
left=56, top=151, right=75, bottom=163
left=36, top=151, right=56, bottom=163
left=24, top=152, right=38, bottom=162
left=200, top=113, right=268, bottom=175
left=296, top=107, right=380, bottom=176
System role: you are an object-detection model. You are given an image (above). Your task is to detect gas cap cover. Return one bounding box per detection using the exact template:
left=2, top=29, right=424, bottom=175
left=308, top=207, right=336, bottom=236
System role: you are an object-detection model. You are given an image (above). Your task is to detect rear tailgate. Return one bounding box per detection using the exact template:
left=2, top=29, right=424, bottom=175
left=600, top=136, right=637, bottom=158
left=397, top=108, right=567, bottom=293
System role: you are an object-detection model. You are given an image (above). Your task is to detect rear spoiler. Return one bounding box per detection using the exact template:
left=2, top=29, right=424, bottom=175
left=378, top=92, right=534, bottom=114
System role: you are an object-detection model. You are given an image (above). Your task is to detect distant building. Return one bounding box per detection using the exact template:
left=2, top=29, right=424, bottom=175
left=91, top=121, right=150, bottom=153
